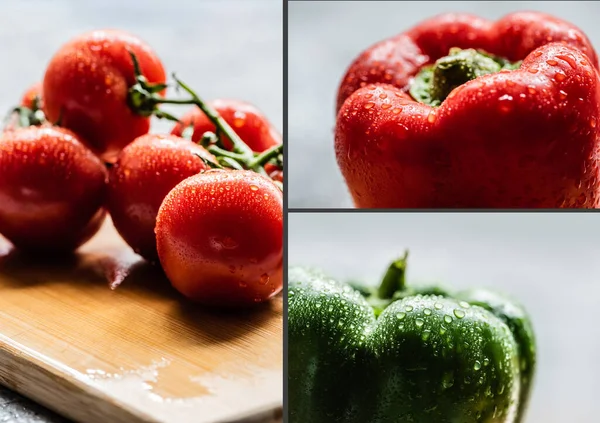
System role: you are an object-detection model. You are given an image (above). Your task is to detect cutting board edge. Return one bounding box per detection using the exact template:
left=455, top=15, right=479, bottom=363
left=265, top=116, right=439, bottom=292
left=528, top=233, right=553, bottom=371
left=215, top=400, right=283, bottom=423
left=0, top=333, right=160, bottom=423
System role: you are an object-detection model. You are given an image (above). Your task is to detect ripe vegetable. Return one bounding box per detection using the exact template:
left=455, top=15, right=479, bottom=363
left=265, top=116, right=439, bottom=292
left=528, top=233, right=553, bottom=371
left=335, top=12, right=600, bottom=208
left=43, top=29, right=166, bottom=161
left=0, top=127, right=107, bottom=252
left=156, top=170, right=283, bottom=306
left=171, top=99, right=281, bottom=152
left=108, top=133, right=215, bottom=261
left=20, top=82, right=43, bottom=110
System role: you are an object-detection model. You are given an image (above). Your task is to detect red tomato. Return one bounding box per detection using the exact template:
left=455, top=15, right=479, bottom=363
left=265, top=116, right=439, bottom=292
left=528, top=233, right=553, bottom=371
left=43, top=30, right=166, bottom=161
left=108, top=134, right=215, bottom=262
left=171, top=99, right=281, bottom=152
left=20, top=82, right=44, bottom=110
left=0, top=127, right=107, bottom=252
left=264, top=163, right=284, bottom=183
left=156, top=170, right=283, bottom=306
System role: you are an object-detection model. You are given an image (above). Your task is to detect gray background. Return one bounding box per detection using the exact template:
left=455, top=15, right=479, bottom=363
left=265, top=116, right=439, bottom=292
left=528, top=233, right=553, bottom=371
left=0, top=0, right=281, bottom=421
left=289, top=212, right=600, bottom=422
left=288, top=1, right=600, bottom=208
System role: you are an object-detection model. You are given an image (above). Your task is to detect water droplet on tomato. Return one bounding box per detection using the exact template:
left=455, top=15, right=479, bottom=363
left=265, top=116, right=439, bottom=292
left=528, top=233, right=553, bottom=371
left=554, top=72, right=566, bottom=81
left=381, top=103, right=391, bottom=110
left=221, top=236, right=238, bottom=249
left=364, top=102, right=375, bottom=109
left=546, top=59, right=558, bottom=66
left=590, top=117, right=597, bottom=128
left=498, top=94, right=513, bottom=113
left=527, top=68, right=539, bottom=74
left=259, top=273, right=270, bottom=285
left=427, top=111, right=436, bottom=123
left=559, top=90, right=568, bottom=100
left=250, top=185, right=259, bottom=191
left=557, top=54, right=577, bottom=69
left=233, top=111, right=246, bottom=128
left=527, top=86, right=537, bottom=94
left=379, top=92, right=387, bottom=99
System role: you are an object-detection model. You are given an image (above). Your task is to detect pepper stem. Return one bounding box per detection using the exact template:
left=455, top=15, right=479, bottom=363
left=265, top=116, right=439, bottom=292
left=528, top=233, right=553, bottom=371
left=410, top=48, right=521, bottom=106
left=377, top=251, right=409, bottom=299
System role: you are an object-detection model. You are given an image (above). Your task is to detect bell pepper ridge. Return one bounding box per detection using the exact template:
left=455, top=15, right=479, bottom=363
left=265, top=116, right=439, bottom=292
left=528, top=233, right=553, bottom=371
left=289, top=256, right=536, bottom=423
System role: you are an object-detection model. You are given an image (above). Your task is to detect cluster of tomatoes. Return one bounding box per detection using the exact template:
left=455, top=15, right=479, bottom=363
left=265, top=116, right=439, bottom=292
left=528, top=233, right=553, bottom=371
left=0, top=30, right=283, bottom=307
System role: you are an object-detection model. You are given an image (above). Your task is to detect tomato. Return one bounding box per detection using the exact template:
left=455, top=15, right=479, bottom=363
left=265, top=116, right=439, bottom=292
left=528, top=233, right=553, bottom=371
left=108, top=133, right=215, bottom=261
left=264, top=163, right=284, bottom=183
left=0, top=127, right=107, bottom=252
left=156, top=170, right=283, bottom=306
left=170, top=99, right=281, bottom=152
left=20, top=82, right=44, bottom=110
left=43, top=30, right=166, bottom=161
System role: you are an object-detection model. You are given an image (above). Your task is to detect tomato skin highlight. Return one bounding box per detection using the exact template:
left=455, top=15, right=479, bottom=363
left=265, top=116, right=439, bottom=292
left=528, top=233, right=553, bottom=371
left=108, top=134, right=215, bottom=262
left=0, top=127, right=107, bottom=252
left=156, top=170, right=283, bottom=306
left=171, top=99, right=281, bottom=152
left=43, top=30, right=166, bottom=162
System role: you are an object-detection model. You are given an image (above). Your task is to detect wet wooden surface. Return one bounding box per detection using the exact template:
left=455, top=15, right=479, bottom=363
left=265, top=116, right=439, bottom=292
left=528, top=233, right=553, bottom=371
left=0, top=219, right=282, bottom=423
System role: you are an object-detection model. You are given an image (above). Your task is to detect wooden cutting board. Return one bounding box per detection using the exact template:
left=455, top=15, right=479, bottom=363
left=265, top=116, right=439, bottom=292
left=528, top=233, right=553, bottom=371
left=0, top=218, right=282, bottom=423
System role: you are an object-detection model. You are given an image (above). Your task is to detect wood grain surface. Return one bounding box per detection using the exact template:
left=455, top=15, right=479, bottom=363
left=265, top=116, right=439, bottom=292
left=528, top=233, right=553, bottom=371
left=0, top=218, right=283, bottom=423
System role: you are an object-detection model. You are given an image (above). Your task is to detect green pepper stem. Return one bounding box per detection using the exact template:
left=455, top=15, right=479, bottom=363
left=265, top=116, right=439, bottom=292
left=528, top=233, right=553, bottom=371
left=377, top=251, right=409, bottom=299
left=409, top=48, right=521, bottom=106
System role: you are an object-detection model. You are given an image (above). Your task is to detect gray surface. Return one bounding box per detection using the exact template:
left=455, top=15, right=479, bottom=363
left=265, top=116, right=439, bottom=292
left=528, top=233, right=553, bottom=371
left=289, top=212, right=600, bottom=422
left=0, top=387, right=69, bottom=423
left=0, top=0, right=281, bottom=421
left=288, top=1, right=600, bottom=208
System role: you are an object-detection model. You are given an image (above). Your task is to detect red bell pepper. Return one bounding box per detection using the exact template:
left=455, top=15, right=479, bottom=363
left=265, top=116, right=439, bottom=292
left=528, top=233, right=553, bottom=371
left=335, top=12, right=600, bottom=208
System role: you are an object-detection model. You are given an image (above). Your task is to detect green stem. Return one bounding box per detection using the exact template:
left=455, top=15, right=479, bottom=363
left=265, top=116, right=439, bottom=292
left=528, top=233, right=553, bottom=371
left=207, top=145, right=248, bottom=161
left=172, top=75, right=254, bottom=160
left=377, top=251, right=409, bottom=299
left=247, top=144, right=284, bottom=168
left=410, top=48, right=521, bottom=106
left=4, top=106, right=47, bottom=130
left=126, top=51, right=283, bottom=180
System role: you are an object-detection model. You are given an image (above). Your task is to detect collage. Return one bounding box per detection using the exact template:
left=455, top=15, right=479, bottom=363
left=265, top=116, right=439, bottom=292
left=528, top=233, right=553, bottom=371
left=0, top=0, right=598, bottom=422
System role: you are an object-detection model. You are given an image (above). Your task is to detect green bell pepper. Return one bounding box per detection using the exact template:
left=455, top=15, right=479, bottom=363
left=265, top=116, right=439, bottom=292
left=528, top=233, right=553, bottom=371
left=288, top=254, right=536, bottom=423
